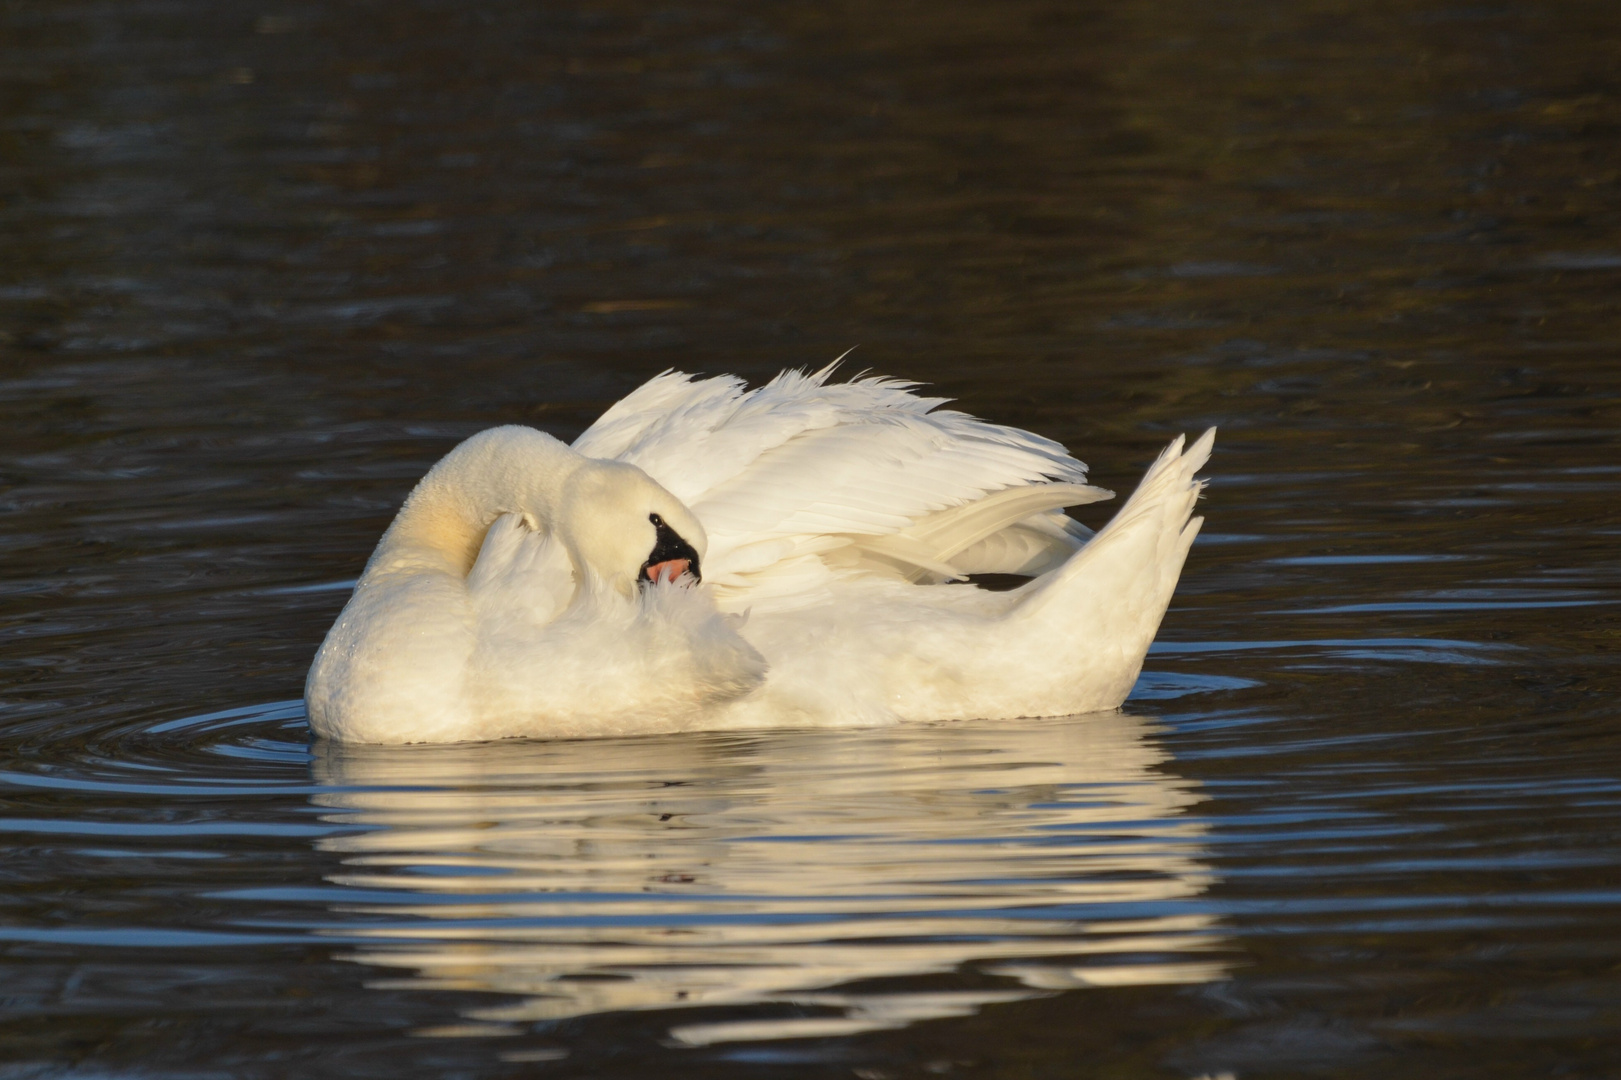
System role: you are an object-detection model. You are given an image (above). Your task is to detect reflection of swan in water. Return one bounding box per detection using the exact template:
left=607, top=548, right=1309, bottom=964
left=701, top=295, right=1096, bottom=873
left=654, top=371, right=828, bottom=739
left=310, top=713, right=1229, bottom=1046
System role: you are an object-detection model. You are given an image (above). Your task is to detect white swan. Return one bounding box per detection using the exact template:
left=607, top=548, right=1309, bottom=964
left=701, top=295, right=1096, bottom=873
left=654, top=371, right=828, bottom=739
left=305, top=365, right=1213, bottom=743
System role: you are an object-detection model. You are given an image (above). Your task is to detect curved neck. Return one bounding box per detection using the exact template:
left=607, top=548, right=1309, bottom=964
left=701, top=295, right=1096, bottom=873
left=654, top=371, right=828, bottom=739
left=366, top=426, right=583, bottom=579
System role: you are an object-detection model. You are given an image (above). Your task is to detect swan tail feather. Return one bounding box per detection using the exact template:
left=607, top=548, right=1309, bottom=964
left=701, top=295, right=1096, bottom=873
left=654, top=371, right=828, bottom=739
left=1009, top=429, right=1215, bottom=706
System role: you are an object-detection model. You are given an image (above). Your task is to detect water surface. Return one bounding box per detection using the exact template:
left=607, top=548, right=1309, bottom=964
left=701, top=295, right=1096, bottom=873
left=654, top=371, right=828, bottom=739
left=2, top=0, right=1620, bottom=1076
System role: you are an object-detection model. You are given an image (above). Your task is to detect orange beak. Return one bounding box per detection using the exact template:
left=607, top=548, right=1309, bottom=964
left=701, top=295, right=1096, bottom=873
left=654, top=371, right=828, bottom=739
left=643, top=558, right=692, bottom=585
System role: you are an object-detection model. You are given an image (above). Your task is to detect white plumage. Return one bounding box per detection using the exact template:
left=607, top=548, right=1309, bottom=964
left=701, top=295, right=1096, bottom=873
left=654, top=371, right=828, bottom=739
left=305, top=365, right=1214, bottom=743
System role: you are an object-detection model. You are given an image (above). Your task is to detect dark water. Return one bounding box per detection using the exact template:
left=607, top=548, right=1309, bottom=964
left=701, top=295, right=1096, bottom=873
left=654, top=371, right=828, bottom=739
left=3, top=0, right=1620, bottom=1076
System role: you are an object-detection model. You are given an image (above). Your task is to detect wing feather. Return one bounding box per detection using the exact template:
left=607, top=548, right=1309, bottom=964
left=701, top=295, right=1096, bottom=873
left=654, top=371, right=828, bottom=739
left=845, top=482, right=1111, bottom=583
left=571, top=365, right=1109, bottom=609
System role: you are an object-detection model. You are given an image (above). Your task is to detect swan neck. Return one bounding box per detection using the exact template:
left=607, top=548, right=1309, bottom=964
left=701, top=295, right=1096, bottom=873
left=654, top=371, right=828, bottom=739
left=369, top=426, right=580, bottom=578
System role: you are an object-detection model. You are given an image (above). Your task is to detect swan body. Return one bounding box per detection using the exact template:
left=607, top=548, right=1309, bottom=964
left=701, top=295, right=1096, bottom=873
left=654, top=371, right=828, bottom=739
left=305, top=367, right=1213, bottom=743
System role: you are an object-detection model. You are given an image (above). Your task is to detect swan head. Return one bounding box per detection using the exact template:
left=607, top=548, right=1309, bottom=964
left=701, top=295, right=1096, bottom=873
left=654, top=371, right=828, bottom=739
left=368, top=426, right=707, bottom=597
left=556, top=459, right=708, bottom=599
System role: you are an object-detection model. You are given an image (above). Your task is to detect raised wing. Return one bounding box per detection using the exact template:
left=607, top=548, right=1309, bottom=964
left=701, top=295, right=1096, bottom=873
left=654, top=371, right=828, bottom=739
left=573, top=365, right=1111, bottom=609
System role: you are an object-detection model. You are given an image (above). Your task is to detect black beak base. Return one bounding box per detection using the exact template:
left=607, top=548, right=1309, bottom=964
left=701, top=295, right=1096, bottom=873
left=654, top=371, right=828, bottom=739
left=640, top=513, right=702, bottom=585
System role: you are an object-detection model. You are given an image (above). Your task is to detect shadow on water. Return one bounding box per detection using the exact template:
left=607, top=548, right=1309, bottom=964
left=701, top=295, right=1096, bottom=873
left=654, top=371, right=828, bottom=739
left=309, top=713, right=1230, bottom=1050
